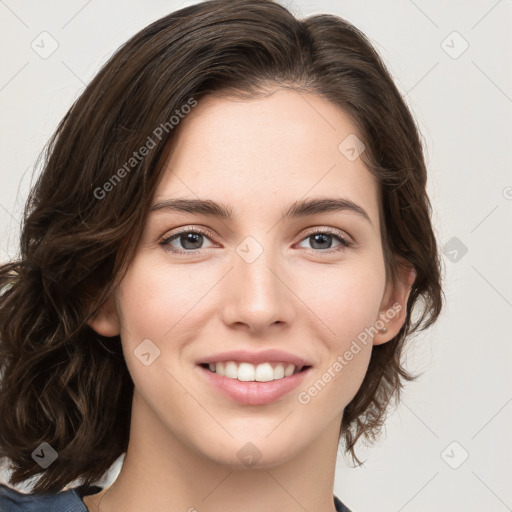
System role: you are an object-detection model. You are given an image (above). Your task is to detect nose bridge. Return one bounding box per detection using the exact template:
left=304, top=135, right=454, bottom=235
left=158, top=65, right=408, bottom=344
left=223, top=234, right=293, bottom=330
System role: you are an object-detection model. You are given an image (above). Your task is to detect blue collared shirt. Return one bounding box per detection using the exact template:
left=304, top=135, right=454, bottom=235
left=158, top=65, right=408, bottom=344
left=0, top=484, right=351, bottom=511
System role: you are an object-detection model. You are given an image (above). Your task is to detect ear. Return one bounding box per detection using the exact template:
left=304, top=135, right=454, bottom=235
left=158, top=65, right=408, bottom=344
left=373, top=257, right=416, bottom=346
left=87, top=294, right=120, bottom=337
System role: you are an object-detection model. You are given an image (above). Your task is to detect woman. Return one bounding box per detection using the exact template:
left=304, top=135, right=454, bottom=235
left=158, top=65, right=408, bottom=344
left=0, top=0, right=443, bottom=510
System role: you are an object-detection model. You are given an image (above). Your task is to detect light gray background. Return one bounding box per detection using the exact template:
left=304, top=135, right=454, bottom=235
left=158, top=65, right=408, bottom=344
left=1, top=1, right=511, bottom=511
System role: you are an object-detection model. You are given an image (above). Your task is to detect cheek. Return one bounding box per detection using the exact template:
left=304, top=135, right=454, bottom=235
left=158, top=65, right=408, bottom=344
left=291, top=258, right=385, bottom=406
left=113, top=261, right=201, bottom=404
left=292, top=257, right=386, bottom=345
left=116, top=259, right=199, bottom=341
left=114, top=257, right=223, bottom=390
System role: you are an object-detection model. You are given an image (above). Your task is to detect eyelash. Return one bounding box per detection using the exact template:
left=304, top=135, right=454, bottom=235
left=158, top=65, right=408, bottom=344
left=159, top=226, right=353, bottom=256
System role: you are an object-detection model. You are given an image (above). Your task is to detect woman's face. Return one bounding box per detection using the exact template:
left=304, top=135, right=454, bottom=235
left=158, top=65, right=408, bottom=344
left=92, top=89, right=411, bottom=468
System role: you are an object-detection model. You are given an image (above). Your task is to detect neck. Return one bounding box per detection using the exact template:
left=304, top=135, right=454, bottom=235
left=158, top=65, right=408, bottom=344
left=86, top=390, right=341, bottom=512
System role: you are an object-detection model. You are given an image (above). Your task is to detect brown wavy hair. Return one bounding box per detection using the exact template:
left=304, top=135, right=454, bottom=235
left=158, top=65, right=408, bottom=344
left=0, top=0, right=443, bottom=493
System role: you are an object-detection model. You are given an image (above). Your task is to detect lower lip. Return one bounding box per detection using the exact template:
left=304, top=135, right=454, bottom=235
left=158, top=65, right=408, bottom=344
left=196, top=365, right=311, bottom=406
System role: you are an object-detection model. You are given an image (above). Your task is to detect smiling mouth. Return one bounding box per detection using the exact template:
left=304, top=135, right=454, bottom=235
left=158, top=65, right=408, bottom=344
left=198, top=362, right=312, bottom=382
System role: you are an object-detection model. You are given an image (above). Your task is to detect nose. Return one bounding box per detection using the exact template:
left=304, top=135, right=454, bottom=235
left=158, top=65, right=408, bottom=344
left=221, top=244, right=296, bottom=334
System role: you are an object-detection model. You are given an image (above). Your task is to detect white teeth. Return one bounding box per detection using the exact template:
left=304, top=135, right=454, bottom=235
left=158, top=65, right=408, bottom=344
left=225, top=361, right=239, bottom=379
left=206, top=361, right=301, bottom=382
left=273, top=364, right=284, bottom=380
left=238, top=362, right=255, bottom=381
left=254, top=362, right=273, bottom=382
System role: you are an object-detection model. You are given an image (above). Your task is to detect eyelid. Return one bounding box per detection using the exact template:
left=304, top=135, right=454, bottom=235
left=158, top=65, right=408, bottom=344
left=159, top=225, right=354, bottom=255
left=161, top=225, right=352, bottom=242
left=159, top=225, right=218, bottom=251
left=161, top=224, right=217, bottom=241
left=299, top=226, right=353, bottom=244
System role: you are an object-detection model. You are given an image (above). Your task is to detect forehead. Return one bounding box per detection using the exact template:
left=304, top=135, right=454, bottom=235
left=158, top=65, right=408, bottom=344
left=155, top=89, right=380, bottom=229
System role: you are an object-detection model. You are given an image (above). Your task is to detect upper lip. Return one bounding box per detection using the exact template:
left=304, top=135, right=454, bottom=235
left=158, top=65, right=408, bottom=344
left=198, top=349, right=313, bottom=368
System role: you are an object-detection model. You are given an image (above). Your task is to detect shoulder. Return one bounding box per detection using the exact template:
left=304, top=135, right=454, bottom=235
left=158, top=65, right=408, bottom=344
left=0, top=483, right=102, bottom=512
left=334, top=493, right=352, bottom=512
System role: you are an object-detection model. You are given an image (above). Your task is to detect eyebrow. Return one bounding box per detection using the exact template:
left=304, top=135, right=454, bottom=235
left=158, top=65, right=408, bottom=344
left=150, top=197, right=372, bottom=226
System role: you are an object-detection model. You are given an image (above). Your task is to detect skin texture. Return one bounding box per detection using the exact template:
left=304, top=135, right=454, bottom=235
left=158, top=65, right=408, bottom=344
left=85, top=89, right=415, bottom=512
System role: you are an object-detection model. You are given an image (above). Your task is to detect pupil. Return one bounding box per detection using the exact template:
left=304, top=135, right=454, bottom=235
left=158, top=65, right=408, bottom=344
left=311, top=233, right=331, bottom=250
left=182, top=233, right=202, bottom=249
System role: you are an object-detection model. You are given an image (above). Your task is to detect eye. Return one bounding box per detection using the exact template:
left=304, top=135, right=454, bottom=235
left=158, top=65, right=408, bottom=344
left=160, top=227, right=352, bottom=256
left=160, top=227, right=216, bottom=255
left=296, top=229, right=352, bottom=253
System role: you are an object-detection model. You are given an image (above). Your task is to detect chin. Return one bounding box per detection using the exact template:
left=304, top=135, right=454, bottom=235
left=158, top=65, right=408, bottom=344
left=197, top=434, right=304, bottom=471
